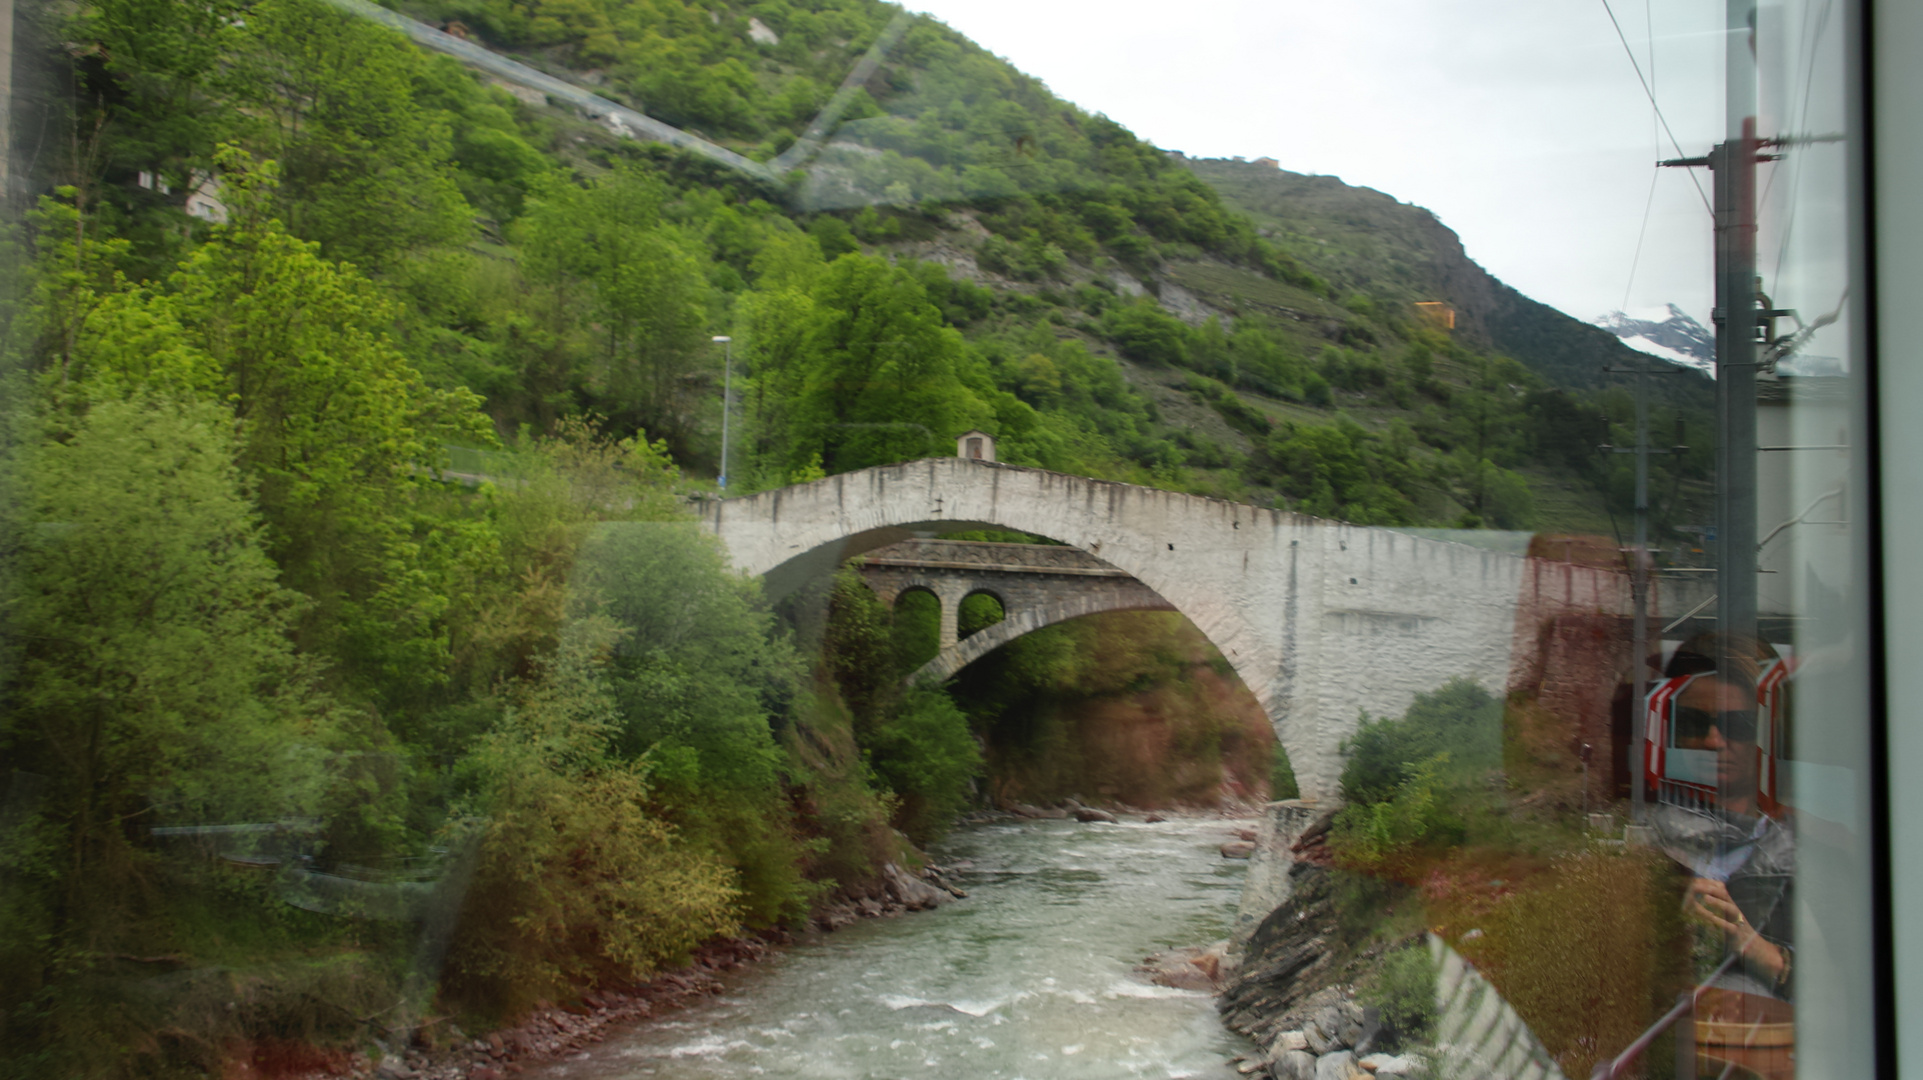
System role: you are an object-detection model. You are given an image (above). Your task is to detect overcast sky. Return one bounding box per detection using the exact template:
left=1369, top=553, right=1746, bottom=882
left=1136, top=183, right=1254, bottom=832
left=903, top=0, right=1734, bottom=326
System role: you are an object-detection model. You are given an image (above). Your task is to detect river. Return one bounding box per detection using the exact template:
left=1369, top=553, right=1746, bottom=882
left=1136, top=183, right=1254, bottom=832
left=527, top=814, right=1259, bottom=1080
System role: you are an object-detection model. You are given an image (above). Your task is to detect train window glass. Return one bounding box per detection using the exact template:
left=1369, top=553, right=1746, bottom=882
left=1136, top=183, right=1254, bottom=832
left=0, top=0, right=1889, bottom=1078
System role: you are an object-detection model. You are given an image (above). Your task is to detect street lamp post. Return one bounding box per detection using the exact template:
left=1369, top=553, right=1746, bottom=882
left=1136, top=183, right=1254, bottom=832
left=712, top=335, right=732, bottom=494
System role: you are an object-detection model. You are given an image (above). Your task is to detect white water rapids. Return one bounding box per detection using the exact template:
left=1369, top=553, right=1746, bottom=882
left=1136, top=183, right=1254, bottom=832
left=528, top=814, right=1260, bottom=1080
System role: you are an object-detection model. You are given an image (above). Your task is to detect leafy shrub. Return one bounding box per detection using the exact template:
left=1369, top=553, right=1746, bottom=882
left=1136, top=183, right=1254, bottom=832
left=1478, top=460, right=1537, bottom=529
left=780, top=682, right=901, bottom=891
left=976, top=232, right=1067, bottom=282
left=1321, top=346, right=1387, bottom=391
left=1340, top=678, right=1501, bottom=804
left=1330, top=753, right=1465, bottom=868
left=447, top=628, right=740, bottom=1018
left=1362, top=942, right=1439, bottom=1049
left=1104, top=303, right=1191, bottom=367
left=957, top=592, right=1006, bottom=637
left=891, top=589, right=942, bottom=672
left=1184, top=374, right=1273, bottom=438
left=867, top=684, right=984, bottom=845
left=809, top=216, right=860, bottom=258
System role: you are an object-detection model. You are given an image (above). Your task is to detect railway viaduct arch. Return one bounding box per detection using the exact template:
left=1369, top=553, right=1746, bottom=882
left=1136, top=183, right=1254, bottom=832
left=855, top=538, right=1178, bottom=684
left=698, top=457, right=1628, bottom=800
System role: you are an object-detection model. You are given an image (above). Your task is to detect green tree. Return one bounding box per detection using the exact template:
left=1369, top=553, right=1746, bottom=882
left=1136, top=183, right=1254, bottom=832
left=1339, top=677, right=1502, bottom=804
left=867, top=684, right=983, bottom=845
left=521, top=166, right=714, bottom=454
left=564, top=518, right=813, bottom=924
left=447, top=621, right=739, bottom=1017
left=0, top=397, right=328, bottom=945
left=1103, top=302, right=1190, bottom=367
left=155, top=154, right=492, bottom=692
left=223, top=0, right=472, bottom=270
left=789, top=254, right=984, bottom=474
left=729, top=230, right=828, bottom=488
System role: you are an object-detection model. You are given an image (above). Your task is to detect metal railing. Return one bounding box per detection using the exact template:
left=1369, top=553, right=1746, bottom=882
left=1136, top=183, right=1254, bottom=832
left=1658, top=778, right=1719, bottom=815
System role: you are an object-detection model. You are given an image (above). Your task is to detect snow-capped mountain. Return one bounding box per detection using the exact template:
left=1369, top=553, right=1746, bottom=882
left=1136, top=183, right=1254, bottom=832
left=1593, top=304, right=1716, bottom=375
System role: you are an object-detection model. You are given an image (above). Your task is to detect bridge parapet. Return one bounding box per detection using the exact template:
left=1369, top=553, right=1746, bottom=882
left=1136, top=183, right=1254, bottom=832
left=861, top=538, right=1128, bottom=576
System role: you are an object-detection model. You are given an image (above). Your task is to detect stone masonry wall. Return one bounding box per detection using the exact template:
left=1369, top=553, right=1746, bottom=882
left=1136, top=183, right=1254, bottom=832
left=703, top=459, right=1651, bottom=800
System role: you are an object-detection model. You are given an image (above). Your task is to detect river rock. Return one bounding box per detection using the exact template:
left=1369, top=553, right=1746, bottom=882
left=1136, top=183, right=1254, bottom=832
left=1314, top=1050, right=1367, bottom=1080
left=1269, top=1049, right=1317, bottom=1080
left=1138, top=946, right=1213, bottom=991
left=1138, top=940, right=1231, bottom=991
left=1074, top=807, right=1119, bottom=823
left=1315, top=1005, right=1357, bottom=1048
left=814, top=902, right=856, bottom=930
left=1334, top=1001, right=1366, bottom=1047
left=1270, top=1030, right=1309, bottom=1054
left=1357, top=1053, right=1419, bottom=1076
left=880, top=863, right=949, bottom=911
left=1144, top=813, right=1167, bottom=823
left=1303, top=1012, right=1338, bottom=1054
left=1220, top=840, right=1256, bottom=859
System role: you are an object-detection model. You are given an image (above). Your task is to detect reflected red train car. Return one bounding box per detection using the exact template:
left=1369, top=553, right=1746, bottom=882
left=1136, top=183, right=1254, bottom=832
left=1642, top=656, right=1795, bottom=815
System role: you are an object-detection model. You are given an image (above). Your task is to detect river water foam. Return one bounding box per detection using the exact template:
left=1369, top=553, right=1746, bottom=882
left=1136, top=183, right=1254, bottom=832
left=529, top=814, right=1257, bottom=1080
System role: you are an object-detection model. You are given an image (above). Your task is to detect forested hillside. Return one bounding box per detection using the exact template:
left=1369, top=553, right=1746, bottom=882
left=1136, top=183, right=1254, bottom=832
left=1186, top=158, right=1682, bottom=391
left=0, top=1, right=1709, bottom=1073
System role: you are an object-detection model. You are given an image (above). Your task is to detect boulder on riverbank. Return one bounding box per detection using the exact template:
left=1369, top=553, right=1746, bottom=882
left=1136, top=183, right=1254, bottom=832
left=1138, top=940, right=1233, bottom=991
left=1312, top=1049, right=1365, bottom=1080
left=880, top=862, right=950, bottom=911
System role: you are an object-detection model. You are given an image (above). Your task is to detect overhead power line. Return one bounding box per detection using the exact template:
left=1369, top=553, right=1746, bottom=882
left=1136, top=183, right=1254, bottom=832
left=1598, top=0, right=1713, bottom=216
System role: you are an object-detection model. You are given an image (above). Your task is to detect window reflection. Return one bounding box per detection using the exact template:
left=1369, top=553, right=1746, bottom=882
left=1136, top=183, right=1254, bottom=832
left=0, top=0, right=1890, bottom=1077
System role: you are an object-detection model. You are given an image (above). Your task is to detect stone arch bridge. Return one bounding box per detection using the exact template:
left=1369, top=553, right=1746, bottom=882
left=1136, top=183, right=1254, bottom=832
left=699, top=457, right=1664, bottom=799
left=856, top=537, right=1176, bottom=684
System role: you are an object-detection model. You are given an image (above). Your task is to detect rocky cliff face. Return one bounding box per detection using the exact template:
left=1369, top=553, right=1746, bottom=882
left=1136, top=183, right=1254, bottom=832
left=1219, top=802, right=1577, bottom=1080
left=1216, top=802, right=1420, bottom=1078
left=1219, top=858, right=1428, bottom=1079
left=1187, top=158, right=1658, bottom=390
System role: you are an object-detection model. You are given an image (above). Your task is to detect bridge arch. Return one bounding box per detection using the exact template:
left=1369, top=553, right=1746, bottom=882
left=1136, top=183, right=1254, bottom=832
left=912, top=592, right=1179, bottom=684
left=886, top=580, right=942, bottom=604
left=701, top=457, right=1551, bottom=798
left=855, top=538, right=1176, bottom=678
left=955, top=588, right=1007, bottom=639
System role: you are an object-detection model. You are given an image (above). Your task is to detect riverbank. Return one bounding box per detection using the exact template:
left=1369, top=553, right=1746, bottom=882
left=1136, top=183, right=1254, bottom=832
left=1208, top=801, right=1430, bottom=1080
left=262, top=806, right=1259, bottom=1080
left=520, top=809, right=1260, bottom=1079
left=244, top=859, right=965, bottom=1080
